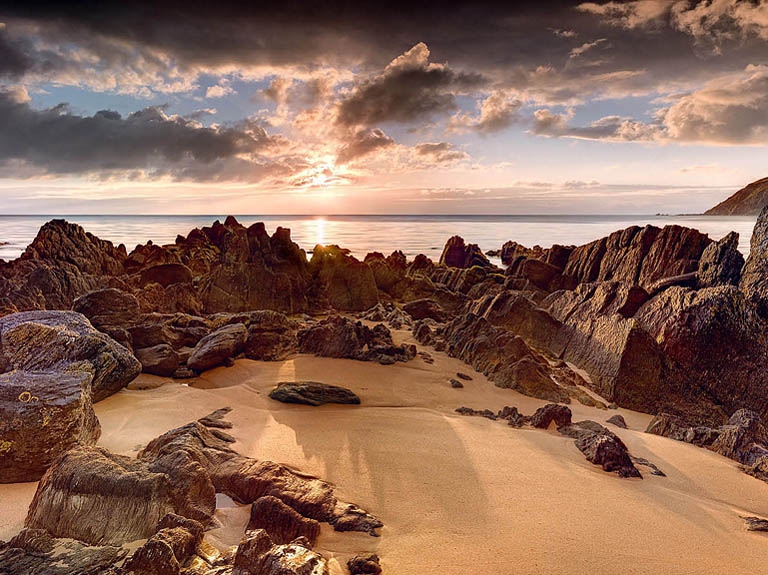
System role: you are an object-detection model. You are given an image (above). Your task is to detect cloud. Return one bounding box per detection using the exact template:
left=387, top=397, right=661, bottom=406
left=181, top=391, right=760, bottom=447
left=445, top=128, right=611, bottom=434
left=205, top=80, right=236, bottom=98
left=530, top=108, right=662, bottom=141
left=0, top=90, right=297, bottom=180
left=569, top=38, right=608, bottom=58
left=450, top=91, right=523, bottom=133
left=336, top=42, right=485, bottom=126
left=577, top=1, right=677, bottom=29
left=415, top=142, right=469, bottom=163
left=336, top=128, right=394, bottom=164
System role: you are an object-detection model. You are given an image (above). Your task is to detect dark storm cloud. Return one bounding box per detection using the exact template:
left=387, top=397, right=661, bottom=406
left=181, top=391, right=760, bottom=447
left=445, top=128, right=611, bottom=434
left=336, top=128, right=395, bottom=164
left=0, top=32, right=32, bottom=77
left=337, top=43, right=485, bottom=126
left=0, top=89, right=284, bottom=179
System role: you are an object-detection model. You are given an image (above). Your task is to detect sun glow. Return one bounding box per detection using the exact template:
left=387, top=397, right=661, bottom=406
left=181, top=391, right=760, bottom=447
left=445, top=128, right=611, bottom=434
left=314, top=217, right=326, bottom=246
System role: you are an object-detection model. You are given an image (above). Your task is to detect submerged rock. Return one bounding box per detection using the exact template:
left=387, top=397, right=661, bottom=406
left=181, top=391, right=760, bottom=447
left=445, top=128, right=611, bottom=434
left=269, top=382, right=361, bottom=406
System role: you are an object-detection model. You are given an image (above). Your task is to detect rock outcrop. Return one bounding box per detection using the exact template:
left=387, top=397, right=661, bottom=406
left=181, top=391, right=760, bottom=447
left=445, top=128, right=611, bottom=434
left=697, top=232, right=743, bottom=288
left=310, top=245, right=379, bottom=312
left=439, top=235, right=492, bottom=269
left=559, top=421, right=642, bottom=478
left=187, top=323, right=247, bottom=372
left=740, top=205, right=768, bottom=317
left=247, top=496, right=321, bottom=545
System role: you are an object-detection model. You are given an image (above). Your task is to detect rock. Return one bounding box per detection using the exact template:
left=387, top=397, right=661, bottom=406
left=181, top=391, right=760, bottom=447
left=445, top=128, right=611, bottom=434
left=455, top=406, right=497, bottom=420
left=743, top=516, right=768, bottom=532
left=187, top=323, right=247, bottom=372
left=740, top=205, right=768, bottom=317
left=697, top=231, right=743, bottom=288
left=138, top=263, right=193, bottom=288
left=242, top=311, right=298, bottom=361
left=402, top=298, right=446, bottom=322
left=135, top=344, right=181, bottom=377
left=123, top=513, right=204, bottom=575
left=645, top=272, right=699, bottom=297
left=559, top=420, right=642, bottom=478
left=456, top=372, right=472, bottom=381
left=645, top=413, right=720, bottom=447
left=636, top=286, right=768, bottom=421
left=439, top=236, right=492, bottom=269
left=499, top=240, right=548, bottom=266
left=496, top=357, right=571, bottom=404
left=298, top=316, right=414, bottom=364
left=138, top=409, right=382, bottom=535
left=0, top=367, right=100, bottom=483
left=25, top=446, right=189, bottom=546
left=529, top=404, right=572, bottom=429
left=0, top=528, right=126, bottom=575
left=233, top=530, right=328, bottom=575
left=0, top=310, right=141, bottom=402
left=247, top=496, right=321, bottom=546
left=269, top=382, right=360, bottom=406
left=348, top=553, right=382, bottom=575
left=710, top=409, right=768, bottom=465
left=72, top=288, right=141, bottom=329
left=310, top=245, right=379, bottom=312
left=545, top=282, right=664, bottom=413
left=606, top=414, right=627, bottom=429
left=449, top=378, right=464, bottom=388
left=562, top=224, right=711, bottom=290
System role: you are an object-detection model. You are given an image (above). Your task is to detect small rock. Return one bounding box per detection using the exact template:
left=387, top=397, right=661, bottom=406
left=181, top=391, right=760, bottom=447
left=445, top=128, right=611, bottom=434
left=455, top=406, right=496, bottom=420
left=529, top=404, right=572, bottom=429
left=348, top=553, right=382, bottom=574
left=744, top=516, right=768, bottom=532
left=449, top=379, right=464, bottom=388
left=456, top=372, right=473, bottom=381
left=607, top=414, right=628, bottom=429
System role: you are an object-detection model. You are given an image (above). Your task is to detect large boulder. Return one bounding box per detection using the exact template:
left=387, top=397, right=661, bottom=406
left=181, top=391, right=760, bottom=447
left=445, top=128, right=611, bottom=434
left=72, top=288, right=141, bottom=329
left=0, top=310, right=141, bottom=402
left=187, top=323, right=247, bottom=372
left=135, top=344, right=181, bottom=377
left=0, top=366, right=100, bottom=483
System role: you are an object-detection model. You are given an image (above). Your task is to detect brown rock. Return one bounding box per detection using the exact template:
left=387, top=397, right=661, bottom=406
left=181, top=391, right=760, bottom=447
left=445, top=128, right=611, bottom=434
left=560, top=420, right=642, bottom=478
left=529, top=404, right=572, bottom=429
left=138, top=263, right=193, bottom=288
left=439, top=235, right=492, bottom=269
left=269, top=382, right=361, bottom=406
left=72, top=288, right=141, bottom=329
left=310, top=245, right=379, bottom=312
left=348, top=553, right=382, bottom=575
left=187, top=323, right=247, bottom=372
left=247, top=496, right=321, bottom=546
left=697, top=231, right=743, bottom=288
left=135, top=344, right=181, bottom=377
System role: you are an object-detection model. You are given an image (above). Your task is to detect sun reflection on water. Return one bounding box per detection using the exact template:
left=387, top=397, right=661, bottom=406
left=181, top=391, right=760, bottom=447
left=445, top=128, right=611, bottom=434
left=314, top=217, right=326, bottom=246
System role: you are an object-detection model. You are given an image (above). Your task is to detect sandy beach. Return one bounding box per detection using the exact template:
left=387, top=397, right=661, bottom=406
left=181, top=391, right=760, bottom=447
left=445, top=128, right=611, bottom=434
left=4, top=329, right=768, bottom=574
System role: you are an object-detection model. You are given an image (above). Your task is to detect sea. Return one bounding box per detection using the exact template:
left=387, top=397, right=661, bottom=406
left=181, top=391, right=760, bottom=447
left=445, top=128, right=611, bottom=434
left=0, top=214, right=759, bottom=263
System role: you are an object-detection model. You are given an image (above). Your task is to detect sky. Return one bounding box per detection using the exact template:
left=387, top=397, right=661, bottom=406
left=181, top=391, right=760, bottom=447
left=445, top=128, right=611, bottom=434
left=1, top=0, right=768, bottom=214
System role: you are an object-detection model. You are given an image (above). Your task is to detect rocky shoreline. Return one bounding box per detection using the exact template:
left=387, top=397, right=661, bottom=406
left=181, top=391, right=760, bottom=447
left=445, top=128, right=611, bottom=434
left=4, top=211, right=768, bottom=573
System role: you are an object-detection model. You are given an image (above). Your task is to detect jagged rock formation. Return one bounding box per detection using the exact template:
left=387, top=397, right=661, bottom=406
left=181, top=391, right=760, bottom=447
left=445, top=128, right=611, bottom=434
left=0, top=409, right=381, bottom=574
left=740, top=205, right=768, bottom=317
left=697, top=232, right=744, bottom=288
left=310, top=245, right=379, bottom=312
left=269, top=382, right=361, bottom=406
left=299, top=315, right=415, bottom=364
left=705, top=176, right=768, bottom=215
left=439, top=235, right=492, bottom=269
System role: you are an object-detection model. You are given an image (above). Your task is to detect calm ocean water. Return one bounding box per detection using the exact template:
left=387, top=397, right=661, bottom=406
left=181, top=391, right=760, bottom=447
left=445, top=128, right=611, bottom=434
left=0, top=214, right=758, bottom=263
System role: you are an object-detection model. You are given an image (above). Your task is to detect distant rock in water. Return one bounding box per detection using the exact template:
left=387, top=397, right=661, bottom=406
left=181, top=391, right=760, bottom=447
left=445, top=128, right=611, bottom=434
left=705, top=176, right=768, bottom=215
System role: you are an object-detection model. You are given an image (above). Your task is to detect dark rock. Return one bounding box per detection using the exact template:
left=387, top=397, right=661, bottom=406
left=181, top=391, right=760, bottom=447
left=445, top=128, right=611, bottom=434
left=645, top=272, right=699, bottom=297
left=740, top=205, right=768, bottom=317
left=743, top=516, right=768, bottom=532
left=187, top=323, right=247, bottom=372
left=456, top=372, right=473, bottom=381
left=455, top=406, right=497, bottom=420
left=449, top=378, right=464, bottom=388
left=348, top=553, right=382, bottom=575
left=72, top=288, right=141, bottom=329
left=138, top=263, right=193, bottom=288
left=439, top=235, right=492, bottom=269
left=630, top=456, right=666, bottom=477
left=710, top=409, right=768, bottom=465
left=500, top=241, right=547, bottom=266
left=561, top=224, right=711, bottom=290
left=0, top=367, right=100, bottom=483
left=242, top=311, right=298, bottom=361
left=645, top=413, right=720, bottom=447
left=269, top=382, right=360, bottom=406
left=247, top=496, right=321, bottom=546
left=697, top=231, right=743, bottom=288
left=559, top=420, right=642, bottom=478
left=498, top=405, right=528, bottom=427
left=606, top=414, right=627, bottom=429
left=123, top=513, right=204, bottom=575
left=402, top=298, right=446, bottom=322
left=529, top=404, right=572, bottom=429
left=0, top=310, right=141, bottom=402
left=135, top=344, right=180, bottom=377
